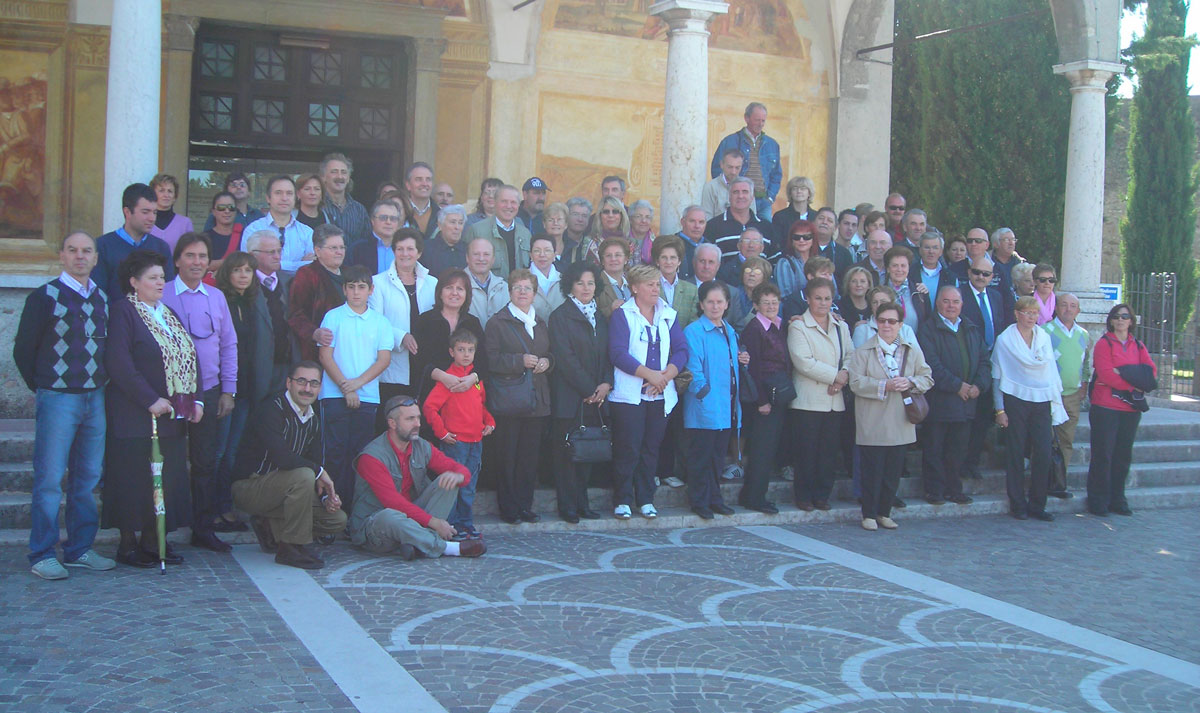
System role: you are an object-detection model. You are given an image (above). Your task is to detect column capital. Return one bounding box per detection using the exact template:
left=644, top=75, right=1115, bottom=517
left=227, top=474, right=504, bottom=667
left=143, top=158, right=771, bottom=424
left=413, top=36, right=447, bottom=73
left=650, top=0, right=729, bottom=32
left=163, top=14, right=198, bottom=52
left=1053, top=60, right=1124, bottom=91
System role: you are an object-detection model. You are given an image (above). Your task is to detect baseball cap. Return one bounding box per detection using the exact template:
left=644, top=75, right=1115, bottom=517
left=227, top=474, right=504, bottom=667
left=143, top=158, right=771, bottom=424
left=522, top=177, right=550, bottom=192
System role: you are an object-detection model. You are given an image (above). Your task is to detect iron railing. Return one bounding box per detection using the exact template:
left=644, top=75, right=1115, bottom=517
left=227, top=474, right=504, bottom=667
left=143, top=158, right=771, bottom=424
left=1127, top=272, right=1198, bottom=397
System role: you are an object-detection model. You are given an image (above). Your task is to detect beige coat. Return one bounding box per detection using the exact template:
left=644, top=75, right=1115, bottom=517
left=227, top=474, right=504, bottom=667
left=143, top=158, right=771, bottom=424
left=848, top=333, right=934, bottom=446
left=787, top=310, right=853, bottom=413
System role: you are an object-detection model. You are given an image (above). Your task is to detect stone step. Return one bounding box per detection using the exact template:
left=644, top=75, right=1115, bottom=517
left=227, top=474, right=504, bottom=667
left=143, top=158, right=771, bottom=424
left=0, top=420, right=33, bottom=463
left=3, top=484, right=1198, bottom=547
left=1069, top=439, right=1200, bottom=464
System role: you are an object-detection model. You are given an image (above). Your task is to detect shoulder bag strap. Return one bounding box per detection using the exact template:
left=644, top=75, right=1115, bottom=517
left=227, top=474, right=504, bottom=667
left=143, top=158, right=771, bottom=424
left=504, top=319, right=533, bottom=371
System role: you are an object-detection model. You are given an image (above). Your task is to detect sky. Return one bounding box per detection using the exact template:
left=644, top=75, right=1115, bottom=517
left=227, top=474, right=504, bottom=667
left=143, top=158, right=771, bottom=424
left=1119, top=3, right=1200, bottom=96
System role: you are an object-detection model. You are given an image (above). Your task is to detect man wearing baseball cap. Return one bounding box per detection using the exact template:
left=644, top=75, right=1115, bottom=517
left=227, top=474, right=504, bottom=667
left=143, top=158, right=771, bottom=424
left=518, top=177, right=550, bottom=234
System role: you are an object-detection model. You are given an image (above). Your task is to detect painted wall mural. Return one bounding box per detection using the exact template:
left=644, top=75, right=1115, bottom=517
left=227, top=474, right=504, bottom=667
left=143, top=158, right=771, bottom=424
left=0, top=49, right=47, bottom=240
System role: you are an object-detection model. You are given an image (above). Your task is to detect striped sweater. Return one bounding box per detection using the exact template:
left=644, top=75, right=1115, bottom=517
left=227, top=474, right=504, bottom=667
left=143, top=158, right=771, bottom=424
left=233, top=393, right=325, bottom=480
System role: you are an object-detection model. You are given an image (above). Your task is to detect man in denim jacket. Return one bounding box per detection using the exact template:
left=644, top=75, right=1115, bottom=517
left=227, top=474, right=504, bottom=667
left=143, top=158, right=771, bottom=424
left=710, top=102, right=782, bottom=220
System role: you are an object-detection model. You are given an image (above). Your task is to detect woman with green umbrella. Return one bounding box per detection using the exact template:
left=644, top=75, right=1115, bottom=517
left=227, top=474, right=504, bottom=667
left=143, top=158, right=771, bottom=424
left=103, top=250, right=203, bottom=568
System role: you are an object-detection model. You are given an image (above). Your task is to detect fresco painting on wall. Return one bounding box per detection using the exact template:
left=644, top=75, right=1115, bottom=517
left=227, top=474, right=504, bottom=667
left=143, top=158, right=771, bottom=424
left=0, top=49, right=47, bottom=240
left=553, top=0, right=807, bottom=58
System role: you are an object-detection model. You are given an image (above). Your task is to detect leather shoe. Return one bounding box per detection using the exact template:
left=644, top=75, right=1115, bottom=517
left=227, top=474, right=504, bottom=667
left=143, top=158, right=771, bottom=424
left=1049, top=490, right=1074, bottom=500
left=560, top=511, right=580, bottom=524
left=500, top=514, right=521, bottom=524
left=711, top=504, right=735, bottom=516
left=459, top=539, right=487, bottom=557
left=795, top=500, right=814, bottom=512
left=116, top=547, right=158, bottom=568
left=751, top=502, right=779, bottom=515
left=1031, top=511, right=1055, bottom=522
left=396, top=543, right=417, bottom=561
left=250, top=515, right=277, bottom=553
left=925, top=495, right=945, bottom=505
left=1011, top=511, right=1029, bottom=521
left=142, top=542, right=183, bottom=565
left=212, top=516, right=249, bottom=533
left=519, top=510, right=540, bottom=523
left=275, top=542, right=324, bottom=570
left=692, top=506, right=714, bottom=519
left=813, top=500, right=831, bottom=511
left=191, top=530, right=232, bottom=553
left=1111, top=504, right=1133, bottom=516
left=946, top=494, right=973, bottom=505
left=580, top=509, right=602, bottom=520
left=893, top=497, right=907, bottom=509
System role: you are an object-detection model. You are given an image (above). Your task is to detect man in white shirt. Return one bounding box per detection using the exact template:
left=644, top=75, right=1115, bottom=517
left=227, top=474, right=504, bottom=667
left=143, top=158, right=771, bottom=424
left=245, top=176, right=314, bottom=274
left=700, top=149, right=743, bottom=219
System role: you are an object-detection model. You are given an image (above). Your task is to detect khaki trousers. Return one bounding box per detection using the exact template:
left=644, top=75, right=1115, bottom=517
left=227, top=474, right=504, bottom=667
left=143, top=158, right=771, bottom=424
left=361, top=475, right=457, bottom=558
left=232, top=467, right=347, bottom=545
left=1054, top=389, right=1085, bottom=487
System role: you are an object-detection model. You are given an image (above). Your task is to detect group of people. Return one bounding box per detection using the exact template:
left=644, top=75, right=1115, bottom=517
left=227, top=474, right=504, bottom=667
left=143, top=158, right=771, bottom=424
left=16, top=102, right=1156, bottom=580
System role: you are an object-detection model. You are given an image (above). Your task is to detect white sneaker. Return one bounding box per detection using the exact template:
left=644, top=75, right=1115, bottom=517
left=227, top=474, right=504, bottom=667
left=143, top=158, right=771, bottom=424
left=64, top=549, right=116, bottom=571
left=720, top=464, right=743, bottom=480
left=654, top=477, right=661, bottom=487
left=31, top=558, right=69, bottom=580
left=861, top=518, right=878, bottom=531
left=664, top=476, right=685, bottom=488
left=877, top=516, right=898, bottom=530
left=614, top=504, right=632, bottom=520
left=780, top=466, right=795, bottom=482
left=640, top=504, right=658, bottom=519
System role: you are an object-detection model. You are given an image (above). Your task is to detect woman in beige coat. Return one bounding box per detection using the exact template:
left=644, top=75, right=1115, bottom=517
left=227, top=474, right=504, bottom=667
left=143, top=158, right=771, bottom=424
left=848, top=301, right=933, bottom=531
left=787, top=278, right=853, bottom=511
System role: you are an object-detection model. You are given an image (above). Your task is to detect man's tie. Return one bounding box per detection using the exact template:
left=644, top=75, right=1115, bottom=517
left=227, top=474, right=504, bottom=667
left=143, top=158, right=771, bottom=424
left=264, top=274, right=276, bottom=291
left=979, top=291, right=994, bottom=347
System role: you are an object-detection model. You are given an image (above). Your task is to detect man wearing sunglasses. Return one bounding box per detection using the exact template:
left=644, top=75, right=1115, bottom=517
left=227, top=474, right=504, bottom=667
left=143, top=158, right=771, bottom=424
left=232, top=361, right=347, bottom=570
left=960, top=256, right=1015, bottom=479
left=950, top=227, right=1013, bottom=295
left=883, top=193, right=906, bottom=237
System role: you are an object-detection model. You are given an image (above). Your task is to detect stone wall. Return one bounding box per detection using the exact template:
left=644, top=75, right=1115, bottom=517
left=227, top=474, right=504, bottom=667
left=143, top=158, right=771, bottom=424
left=0, top=287, right=37, bottom=419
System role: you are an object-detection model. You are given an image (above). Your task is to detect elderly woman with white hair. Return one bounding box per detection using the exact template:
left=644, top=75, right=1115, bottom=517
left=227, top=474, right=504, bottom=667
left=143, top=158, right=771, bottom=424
left=421, top=204, right=469, bottom=279
left=628, top=199, right=656, bottom=266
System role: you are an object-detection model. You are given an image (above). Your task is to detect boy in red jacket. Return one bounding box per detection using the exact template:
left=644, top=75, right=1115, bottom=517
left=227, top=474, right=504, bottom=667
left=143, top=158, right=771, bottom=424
left=423, top=329, right=495, bottom=539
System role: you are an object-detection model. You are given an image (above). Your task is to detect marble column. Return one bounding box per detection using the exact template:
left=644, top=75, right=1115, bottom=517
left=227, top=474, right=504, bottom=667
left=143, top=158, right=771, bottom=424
left=651, top=0, right=728, bottom=236
left=412, top=37, right=447, bottom=164
left=102, top=0, right=162, bottom=230
left=1053, top=59, right=1123, bottom=333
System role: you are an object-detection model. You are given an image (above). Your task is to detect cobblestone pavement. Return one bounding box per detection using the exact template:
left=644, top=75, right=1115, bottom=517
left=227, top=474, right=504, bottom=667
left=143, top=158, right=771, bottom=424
left=5, top=509, right=1199, bottom=712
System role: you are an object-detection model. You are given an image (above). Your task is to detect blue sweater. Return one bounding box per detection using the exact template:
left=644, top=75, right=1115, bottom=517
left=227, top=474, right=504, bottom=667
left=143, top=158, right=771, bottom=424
left=13, top=279, right=109, bottom=392
left=682, top=317, right=742, bottom=431
left=92, top=229, right=175, bottom=301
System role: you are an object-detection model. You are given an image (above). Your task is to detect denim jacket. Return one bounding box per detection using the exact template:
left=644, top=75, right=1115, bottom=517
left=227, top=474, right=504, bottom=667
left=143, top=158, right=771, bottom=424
left=710, top=129, right=782, bottom=201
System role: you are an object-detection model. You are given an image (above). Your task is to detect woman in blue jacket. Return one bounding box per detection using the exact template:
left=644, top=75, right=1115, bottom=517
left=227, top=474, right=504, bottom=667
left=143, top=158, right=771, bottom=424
left=682, top=281, right=748, bottom=519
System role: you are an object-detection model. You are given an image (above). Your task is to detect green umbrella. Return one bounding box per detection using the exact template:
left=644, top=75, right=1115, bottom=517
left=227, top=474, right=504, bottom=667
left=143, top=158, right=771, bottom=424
left=150, top=414, right=167, bottom=575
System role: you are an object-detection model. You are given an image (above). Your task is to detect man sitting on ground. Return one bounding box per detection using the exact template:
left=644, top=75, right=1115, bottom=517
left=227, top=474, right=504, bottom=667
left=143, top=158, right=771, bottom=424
left=349, top=395, right=487, bottom=560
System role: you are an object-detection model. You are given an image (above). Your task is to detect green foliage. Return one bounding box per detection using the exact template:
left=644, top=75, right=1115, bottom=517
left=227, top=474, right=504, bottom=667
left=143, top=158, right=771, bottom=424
left=1120, top=0, right=1200, bottom=331
left=890, top=0, right=1071, bottom=265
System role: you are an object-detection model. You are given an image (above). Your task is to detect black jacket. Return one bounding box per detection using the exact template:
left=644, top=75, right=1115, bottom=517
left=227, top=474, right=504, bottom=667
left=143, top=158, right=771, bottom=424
left=547, top=299, right=611, bottom=420
left=960, top=284, right=1015, bottom=348
left=484, top=306, right=553, bottom=417
left=917, top=315, right=992, bottom=423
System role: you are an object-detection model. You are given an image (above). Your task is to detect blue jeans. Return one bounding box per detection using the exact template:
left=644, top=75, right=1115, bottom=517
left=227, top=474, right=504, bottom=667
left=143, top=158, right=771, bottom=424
left=213, top=397, right=252, bottom=514
left=755, top=197, right=774, bottom=221
left=29, top=389, right=106, bottom=564
left=321, top=398, right=379, bottom=511
left=442, top=440, right=482, bottom=530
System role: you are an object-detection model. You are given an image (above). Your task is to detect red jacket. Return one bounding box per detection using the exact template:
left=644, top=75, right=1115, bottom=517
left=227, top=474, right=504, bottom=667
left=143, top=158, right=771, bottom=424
left=286, top=262, right=346, bottom=361
left=422, top=363, right=495, bottom=442
left=1090, top=333, right=1156, bottom=412
left=356, top=433, right=470, bottom=527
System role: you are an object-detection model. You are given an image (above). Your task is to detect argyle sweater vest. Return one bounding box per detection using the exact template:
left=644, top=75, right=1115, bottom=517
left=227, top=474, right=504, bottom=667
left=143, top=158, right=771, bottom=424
left=32, top=280, right=109, bottom=391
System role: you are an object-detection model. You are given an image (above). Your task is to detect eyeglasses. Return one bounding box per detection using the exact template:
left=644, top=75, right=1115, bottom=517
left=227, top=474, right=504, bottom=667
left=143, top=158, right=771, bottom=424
left=375, top=214, right=401, bottom=222
left=1035, top=276, right=1057, bottom=284
left=213, top=205, right=237, bottom=213
left=877, top=318, right=901, bottom=325
left=791, top=233, right=813, bottom=241
left=1113, top=313, right=1133, bottom=320
left=970, top=269, right=993, bottom=277
left=886, top=205, right=905, bottom=211
left=289, top=377, right=321, bottom=388
left=511, top=284, right=535, bottom=293
left=318, top=244, right=346, bottom=252
left=1017, top=311, right=1039, bottom=318
left=967, top=238, right=988, bottom=244
left=251, top=248, right=283, bottom=256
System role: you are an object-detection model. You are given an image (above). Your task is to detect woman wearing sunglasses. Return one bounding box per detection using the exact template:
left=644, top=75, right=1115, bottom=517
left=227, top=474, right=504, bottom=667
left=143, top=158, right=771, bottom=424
left=1087, top=303, right=1156, bottom=517
left=1032, top=264, right=1058, bottom=325
left=775, top=219, right=815, bottom=299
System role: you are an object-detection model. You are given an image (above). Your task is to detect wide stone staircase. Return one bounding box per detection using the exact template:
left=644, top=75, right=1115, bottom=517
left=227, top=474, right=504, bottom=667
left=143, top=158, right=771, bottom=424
left=3, top=407, right=1200, bottom=545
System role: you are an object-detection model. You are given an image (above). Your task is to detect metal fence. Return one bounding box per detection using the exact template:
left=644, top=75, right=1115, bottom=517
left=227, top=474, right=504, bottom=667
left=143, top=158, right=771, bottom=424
left=1127, top=272, right=1198, bottom=397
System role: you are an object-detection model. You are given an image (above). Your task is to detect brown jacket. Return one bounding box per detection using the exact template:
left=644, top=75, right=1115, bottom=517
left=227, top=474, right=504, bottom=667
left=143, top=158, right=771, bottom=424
left=848, top=333, right=934, bottom=446
left=483, top=305, right=553, bottom=417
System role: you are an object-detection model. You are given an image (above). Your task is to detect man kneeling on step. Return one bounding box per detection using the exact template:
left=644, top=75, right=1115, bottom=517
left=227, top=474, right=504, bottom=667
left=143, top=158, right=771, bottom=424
left=232, top=360, right=347, bottom=569
left=349, top=395, right=486, bottom=559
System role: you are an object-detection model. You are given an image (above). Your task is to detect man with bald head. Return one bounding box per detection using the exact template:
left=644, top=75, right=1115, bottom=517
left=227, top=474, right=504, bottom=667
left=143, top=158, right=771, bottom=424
left=952, top=227, right=1011, bottom=294
left=675, top=205, right=708, bottom=280
left=853, top=229, right=893, bottom=285
left=1043, top=292, right=1090, bottom=498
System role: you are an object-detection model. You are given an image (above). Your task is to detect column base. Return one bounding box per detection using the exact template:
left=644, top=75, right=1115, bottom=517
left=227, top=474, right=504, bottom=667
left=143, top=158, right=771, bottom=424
left=1070, top=291, right=1115, bottom=341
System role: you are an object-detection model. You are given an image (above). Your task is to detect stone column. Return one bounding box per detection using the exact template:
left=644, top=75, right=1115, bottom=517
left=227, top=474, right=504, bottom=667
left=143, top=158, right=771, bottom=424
left=651, top=0, right=728, bottom=236
left=102, top=0, right=162, bottom=230
left=411, top=37, right=447, bottom=163
left=162, top=15, right=199, bottom=209
left=1053, top=59, right=1123, bottom=333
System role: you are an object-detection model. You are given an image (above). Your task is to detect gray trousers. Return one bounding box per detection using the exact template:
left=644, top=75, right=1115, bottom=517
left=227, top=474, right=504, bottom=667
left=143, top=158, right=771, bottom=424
left=360, top=476, right=458, bottom=557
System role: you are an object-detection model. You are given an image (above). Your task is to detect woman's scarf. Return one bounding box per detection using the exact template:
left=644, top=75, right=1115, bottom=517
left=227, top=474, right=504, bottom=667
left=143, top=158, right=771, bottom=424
left=877, top=336, right=901, bottom=377
left=571, top=296, right=597, bottom=329
left=1036, top=291, right=1056, bottom=325
left=129, top=294, right=198, bottom=416
left=508, top=301, right=537, bottom=339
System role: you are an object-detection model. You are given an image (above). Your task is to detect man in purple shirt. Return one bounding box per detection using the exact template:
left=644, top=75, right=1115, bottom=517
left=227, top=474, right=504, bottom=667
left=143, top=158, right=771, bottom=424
left=161, top=232, right=239, bottom=553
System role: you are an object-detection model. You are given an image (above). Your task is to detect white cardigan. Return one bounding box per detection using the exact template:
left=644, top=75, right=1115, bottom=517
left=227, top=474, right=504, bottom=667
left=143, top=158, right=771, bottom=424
left=368, top=262, right=437, bottom=385
left=609, top=298, right=680, bottom=415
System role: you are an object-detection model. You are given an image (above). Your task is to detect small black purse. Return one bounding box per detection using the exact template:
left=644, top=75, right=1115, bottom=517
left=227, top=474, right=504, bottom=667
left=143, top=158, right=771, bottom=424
left=564, top=404, right=612, bottom=463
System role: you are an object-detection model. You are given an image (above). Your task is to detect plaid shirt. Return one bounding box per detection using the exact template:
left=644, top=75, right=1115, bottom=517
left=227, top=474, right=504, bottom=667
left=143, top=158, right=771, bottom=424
left=322, top=195, right=371, bottom=247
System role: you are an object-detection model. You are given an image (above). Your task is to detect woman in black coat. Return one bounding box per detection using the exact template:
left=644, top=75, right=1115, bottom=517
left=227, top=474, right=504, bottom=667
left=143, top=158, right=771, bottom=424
left=412, top=269, right=487, bottom=400
left=548, top=262, right=612, bottom=523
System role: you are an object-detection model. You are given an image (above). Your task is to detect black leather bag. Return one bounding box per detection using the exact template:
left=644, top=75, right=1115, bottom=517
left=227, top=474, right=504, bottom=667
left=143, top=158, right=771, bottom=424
left=487, top=321, right=539, bottom=416
left=564, top=405, right=612, bottom=463
left=762, top=370, right=796, bottom=407
left=738, top=363, right=760, bottom=404
left=899, top=346, right=929, bottom=424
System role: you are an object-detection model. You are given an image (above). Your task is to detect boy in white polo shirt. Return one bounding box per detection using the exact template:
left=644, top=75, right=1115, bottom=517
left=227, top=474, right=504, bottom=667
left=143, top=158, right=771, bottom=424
left=318, top=264, right=394, bottom=514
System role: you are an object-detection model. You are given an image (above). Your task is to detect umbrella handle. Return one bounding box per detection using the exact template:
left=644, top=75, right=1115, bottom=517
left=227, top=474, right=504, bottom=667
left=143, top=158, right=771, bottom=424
left=151, top=414, right=158, bottom=438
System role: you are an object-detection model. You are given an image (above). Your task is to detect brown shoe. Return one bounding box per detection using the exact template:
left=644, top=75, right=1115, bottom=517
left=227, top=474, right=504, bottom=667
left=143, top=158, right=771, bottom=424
left=275, top=542, right=324, bottom=569
left=795, top=500, right=814, bottom=512
left=458, top=539, right=488, bottom=558
left=250, top=515, right=277, bottom=554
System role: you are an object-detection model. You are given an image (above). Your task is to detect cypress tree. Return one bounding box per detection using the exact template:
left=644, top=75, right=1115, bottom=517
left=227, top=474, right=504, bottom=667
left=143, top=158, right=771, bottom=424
left=890, top=0, right=1071, bottom=264
left=1120, top=0, right=1199, bottom=331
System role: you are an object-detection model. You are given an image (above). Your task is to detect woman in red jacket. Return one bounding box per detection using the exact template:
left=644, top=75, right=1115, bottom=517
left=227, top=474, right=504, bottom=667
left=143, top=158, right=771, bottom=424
left=1087, top=303, right=1156, bottom=516
left=286, top=224, right=347, bottom=362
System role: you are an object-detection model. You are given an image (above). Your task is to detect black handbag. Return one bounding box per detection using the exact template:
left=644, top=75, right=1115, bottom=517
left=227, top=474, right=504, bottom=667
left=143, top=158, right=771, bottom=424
left=487, top=321, right=539, bottom=416
left=762, top=370, right=796, bottom=407
left=738, top=362, right=760, bottom=404
left=564, top=404, right=613, bottom=463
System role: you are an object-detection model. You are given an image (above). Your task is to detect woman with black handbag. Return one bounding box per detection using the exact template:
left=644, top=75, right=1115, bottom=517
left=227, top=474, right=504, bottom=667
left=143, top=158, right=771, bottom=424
left=548, top=262, right=612, bottom=523
left=484, top=269, right=553, bottom=524
left=739, top=282, right=791, bottom=514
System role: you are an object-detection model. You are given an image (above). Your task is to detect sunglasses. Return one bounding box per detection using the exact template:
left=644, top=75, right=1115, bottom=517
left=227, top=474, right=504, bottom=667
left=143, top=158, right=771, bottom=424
left=877, top=317, right=901, bottom=325
left=791, top=233, right=813, bottom=241
left=1113, top=313, right=1133, bottom=320
left=213, top=205, right=237, bottom=212
left=375, top=214, right=401, bottom=222
left=600, top=209, right=622, bottom=216
left=886, top=205, right=904, bottom=211
left=967, top=238, right=988, bottom=244
left=970, top=269, right=993, bottom=277
left=1036, top=277, right=1057, bottom=284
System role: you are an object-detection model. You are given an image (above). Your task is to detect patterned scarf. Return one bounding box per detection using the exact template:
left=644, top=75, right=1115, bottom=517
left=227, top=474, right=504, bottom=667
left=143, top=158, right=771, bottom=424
left=571, top=296, right=597, bottom=329
left=129, top=294, right=198, bottom=415
left=876, top=336, right=902, bottom=378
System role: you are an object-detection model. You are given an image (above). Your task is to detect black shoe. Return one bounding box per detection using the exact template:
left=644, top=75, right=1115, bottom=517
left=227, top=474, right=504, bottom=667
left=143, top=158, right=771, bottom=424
left=946, top=494, right=973, bottom=505
left=397, top=543, right=418, bottom=561
left=749, top=502, right=779, bottom=515
left=813, top=500, right=831, bottom=511
left=560, top=511, right=580, bottom=524
left=1031, top=511, right=1055, bottom=522
left=1089, top=509, right=1109, bottom=517
left=250, top=515, right=277, bottom=553
left=142, top=541, right=184, bottom=565
left=925, top=495, right=945, bottom=506
left=692, top=506, right=714, bottom=520
left=500, top=514, right=521, bottom=524
left=1011, top=511, right=1029, bottom=521
left=116, top=547, right=157, bottom=568
left=711, top=504, right=735, bottom=516
left=212, top=516, right=249, bottom=533
left=580, top=509, right=602, bottom=520
left=892, top=497, right=907, bottom=509
left=519, top=510, right=541, bottom=523
left=1049, top=490, right=1074, bottom=500
left=190, top=530, right=232, bottom=553
left=275, top=542, right=324, bottom=570
left=1111, top=504, right=1133, bottom=516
